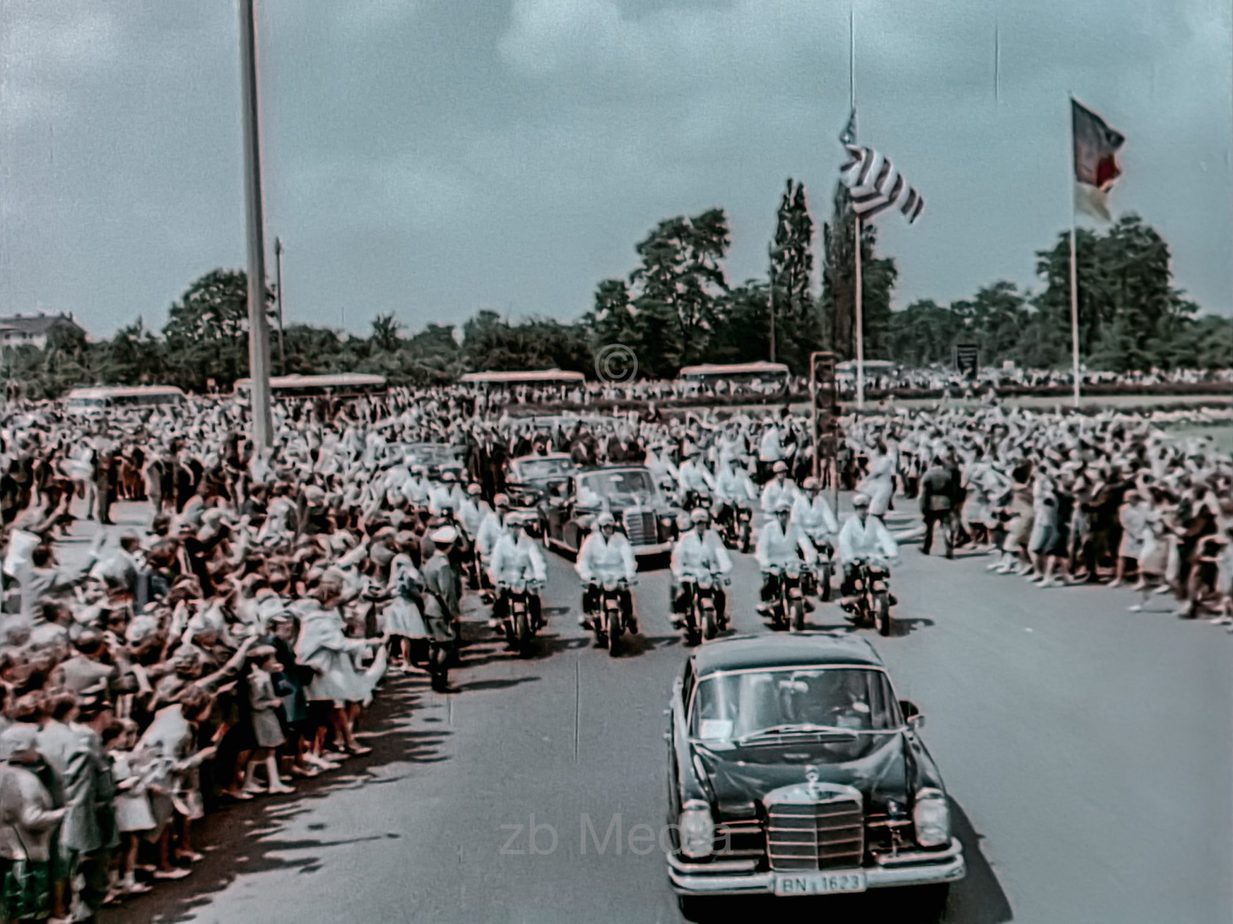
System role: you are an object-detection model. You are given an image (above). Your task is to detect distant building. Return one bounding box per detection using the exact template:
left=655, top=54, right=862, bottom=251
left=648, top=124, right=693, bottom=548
left=0, top=312, right=86, bottom=350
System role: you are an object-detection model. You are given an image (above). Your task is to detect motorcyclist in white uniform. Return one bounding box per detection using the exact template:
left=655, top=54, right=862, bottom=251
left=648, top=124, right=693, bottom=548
left=670, top=508, right=732, bottom=628
left=760, top=460, right=799, bottom=514
left=488, top=513, right=548, bottom=631
left=836, top=492, right=901, bottom=602
left=755, top=499, right=817, bottom=613
left=575, top=512, right=637, bottom=632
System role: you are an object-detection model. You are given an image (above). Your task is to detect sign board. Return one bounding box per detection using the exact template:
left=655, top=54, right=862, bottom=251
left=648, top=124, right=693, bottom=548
left=955, top=343, right=979, bottom=378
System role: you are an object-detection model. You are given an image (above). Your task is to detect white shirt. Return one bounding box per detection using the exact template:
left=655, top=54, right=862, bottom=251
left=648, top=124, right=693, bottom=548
left=475, top=511, right=509, bottom=558
left=677, top=459, right=716, bottom=493
left=837, top=514, right=899, bottom=565
left=671, top=529, right=733, bottom=579
left=715, top=467, right=757, bottom=504
left=755, top=518, right=816, bottom=569
left=760, top=478, right=799, bottom=514
left=576, top=531, right=636, bottom=583
left=792, top=493, right=839, bottom=537
left=488, top=534, right=547, bottom=585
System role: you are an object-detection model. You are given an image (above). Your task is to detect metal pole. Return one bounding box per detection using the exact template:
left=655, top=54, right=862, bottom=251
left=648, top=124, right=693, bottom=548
left=854, top=214, right=865, bottom=411
left=768, top=244, right=777, bottom=363
left=239, top=0, right=274, bottom=449
left=274, top=236, right=287, bottom=374
left=1069, top=223, right=1081, bottom=409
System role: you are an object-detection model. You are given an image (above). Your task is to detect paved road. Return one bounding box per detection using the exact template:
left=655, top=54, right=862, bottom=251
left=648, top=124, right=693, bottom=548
left=88, top=501, right=1231, bottom=924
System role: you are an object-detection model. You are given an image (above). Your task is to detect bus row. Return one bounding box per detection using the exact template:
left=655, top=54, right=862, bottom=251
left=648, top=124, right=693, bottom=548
left=60, top=361, right=898, bottom=413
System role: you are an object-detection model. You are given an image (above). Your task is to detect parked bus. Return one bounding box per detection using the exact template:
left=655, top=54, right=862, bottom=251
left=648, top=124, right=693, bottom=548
left=459, top=369, right=586, bottom=388
left=234, top=373, right=388, bottom=400
left=65, top=385, right=186, bottom=415
left=677, top=361, right=791, bottom=393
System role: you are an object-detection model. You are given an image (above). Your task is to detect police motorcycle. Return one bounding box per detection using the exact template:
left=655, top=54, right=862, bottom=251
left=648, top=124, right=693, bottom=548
left=496, top=574, right=545, bottom=658
left=677, top=568, right=730, bottom=646
left=583, top=575, right=637, bottom=657
left=762, top=560, right=808, bottom=632
left=800, top=534, right=835, bottom=602
left=843, top=556, right=893, bottom=637
left=716, top=500, right=754, bottom=554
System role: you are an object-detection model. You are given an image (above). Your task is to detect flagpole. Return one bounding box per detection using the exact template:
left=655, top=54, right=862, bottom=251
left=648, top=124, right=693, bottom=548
left=1068, top=218, right=1080, bottom=409
left=854, top=214, right=865, bottom=411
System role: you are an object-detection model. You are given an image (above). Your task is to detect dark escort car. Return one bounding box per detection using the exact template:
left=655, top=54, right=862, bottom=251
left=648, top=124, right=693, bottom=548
left=665, top=633, right=964, bottom=920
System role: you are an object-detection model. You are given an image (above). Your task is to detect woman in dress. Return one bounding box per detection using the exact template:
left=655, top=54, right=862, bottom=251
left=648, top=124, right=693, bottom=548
left=858, top=439, right=897, bottom=519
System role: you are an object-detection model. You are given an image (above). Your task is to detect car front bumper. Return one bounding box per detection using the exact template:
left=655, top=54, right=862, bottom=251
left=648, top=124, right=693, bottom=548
left=668, top=838, right=965, bottom=896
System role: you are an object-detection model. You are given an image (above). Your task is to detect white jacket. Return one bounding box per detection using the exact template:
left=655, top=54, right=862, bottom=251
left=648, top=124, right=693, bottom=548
left=671, top=530, right=732, bottom=580
left=677, top=460, right=716, bottom=493
left=758, top=427, right=785, bottom=463
left=760, top=478, right=799, bottom=514
left=755, top=519, right=816, bottom=569
left=837, top=514, right=899, bottom=565
left=475, top=511, right=509, bottom=558
left=792, top=493, right=839, bottom=538
left=428, top=484, right=466, bottom=517
left=715, top=467, right=756, bottom=504
left=576, top=531, right=636, bottom=583
left=488, top=534, right=547, bottom=586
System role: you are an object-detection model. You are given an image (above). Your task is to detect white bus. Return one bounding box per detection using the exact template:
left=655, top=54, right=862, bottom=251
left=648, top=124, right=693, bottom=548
left=459, top=369, right=586, bottom=388
left=65, top=385, right=186, bottom=415
left=677, top=361, right=791, bottom=392
left=234, top=373, right=388, bottom=399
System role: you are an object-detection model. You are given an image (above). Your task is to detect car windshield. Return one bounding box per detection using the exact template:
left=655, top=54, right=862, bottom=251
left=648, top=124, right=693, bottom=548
left=407, top=444, right=455, bottom=464
left=689, top=668, right=902, bottom=742
left=578, top=469, right=655, bottom=501
left=516, top=458, right=574, bottom=481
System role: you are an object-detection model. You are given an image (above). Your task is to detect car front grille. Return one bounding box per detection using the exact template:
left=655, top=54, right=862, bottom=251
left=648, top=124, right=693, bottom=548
left=622, top=510, right=656, bottom=546
left=714, top=818, right=764, bottom=860
left=766, top=797, right=865, bottom=870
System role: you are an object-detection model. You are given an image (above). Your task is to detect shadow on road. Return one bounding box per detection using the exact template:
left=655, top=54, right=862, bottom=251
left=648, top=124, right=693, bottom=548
left=102, top=674, right=449, bottom=924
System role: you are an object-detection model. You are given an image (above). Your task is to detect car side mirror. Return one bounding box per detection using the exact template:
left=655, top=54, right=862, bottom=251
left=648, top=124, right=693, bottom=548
left=900, top=699, right=924, bottom=728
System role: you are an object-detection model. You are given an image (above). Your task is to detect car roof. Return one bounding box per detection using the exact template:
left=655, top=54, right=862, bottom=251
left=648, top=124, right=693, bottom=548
left=578, top=464, right=651, bottom=475
left=691, top=633, right=885, bottom=677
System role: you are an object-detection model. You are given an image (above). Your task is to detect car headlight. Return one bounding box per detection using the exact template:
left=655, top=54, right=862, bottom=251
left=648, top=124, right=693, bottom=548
left=678, top=801, right=715, bottom=859
left=913, top=789, right=950, bottom=847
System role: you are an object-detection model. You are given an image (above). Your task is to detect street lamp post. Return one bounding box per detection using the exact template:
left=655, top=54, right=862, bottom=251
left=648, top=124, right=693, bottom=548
left=239, top=0, right=274, bottom=449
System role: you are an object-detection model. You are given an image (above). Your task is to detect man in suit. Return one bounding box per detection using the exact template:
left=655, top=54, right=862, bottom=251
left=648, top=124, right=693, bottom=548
left=919, top=456, right=958, bottom=558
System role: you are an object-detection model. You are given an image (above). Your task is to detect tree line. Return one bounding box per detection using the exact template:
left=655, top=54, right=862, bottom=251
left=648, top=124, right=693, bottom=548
left=6, top=181, right=1230, bottom=399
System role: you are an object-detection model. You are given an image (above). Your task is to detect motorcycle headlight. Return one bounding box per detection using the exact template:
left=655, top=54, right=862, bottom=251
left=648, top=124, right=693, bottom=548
left=913, top=789, right=950, bottom=847
left=678, top=802, right=714, bottom=859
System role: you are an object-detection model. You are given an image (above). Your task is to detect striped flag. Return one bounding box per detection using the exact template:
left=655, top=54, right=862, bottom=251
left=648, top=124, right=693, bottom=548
left=1071, top=98, right=1124, bottom=222
left=839, top=144, right=924, bottom=224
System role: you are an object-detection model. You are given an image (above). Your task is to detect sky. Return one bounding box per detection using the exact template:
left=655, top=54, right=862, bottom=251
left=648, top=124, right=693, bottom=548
left=1, top=0, right=1230, bottom=339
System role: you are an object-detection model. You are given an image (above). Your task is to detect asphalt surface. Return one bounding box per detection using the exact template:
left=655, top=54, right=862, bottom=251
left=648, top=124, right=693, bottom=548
left=78, top=500, right=1232, bottom=924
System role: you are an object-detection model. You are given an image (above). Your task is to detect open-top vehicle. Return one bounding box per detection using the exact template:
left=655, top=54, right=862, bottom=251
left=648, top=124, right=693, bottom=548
left=539, top=465, right=682, bottom=562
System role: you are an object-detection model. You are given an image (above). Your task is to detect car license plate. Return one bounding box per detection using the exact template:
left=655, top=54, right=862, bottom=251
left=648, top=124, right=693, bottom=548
left=773, top=870, right=868, bottom=896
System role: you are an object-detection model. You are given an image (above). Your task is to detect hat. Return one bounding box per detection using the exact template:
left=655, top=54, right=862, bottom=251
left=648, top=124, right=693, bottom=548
left=467, top=483, right=482, bottom=496
left=507, top=512, right=532, bottom=527
left=430, top=526, right=458, bottom=545
left=772, top=461, right=789, bottom=473
left=852, top=492, right=871, bottom=508
left=595, top=512, right=616, bottom=528
left=493, top=493, right=511, bottom=508
left=773, top=499, right=793, bottom=513
left=802, top=476, right=819, bottom=490
left=690, top=507, right=710, bottom=524
left=441, top=471, right=458, bottom=483
left=0, top=725, right=38, bottom=761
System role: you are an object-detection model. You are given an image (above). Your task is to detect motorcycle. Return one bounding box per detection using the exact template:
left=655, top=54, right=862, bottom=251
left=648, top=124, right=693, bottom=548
left=496, top=576, right=543, bottom=658
left=680, top=570, right=729, bottom=645
left=800, top=534, right=834, bottom=602
left=763, top=561, right=807, bottom=632
left=846, top=559, right=893, bottom=637
left=586, top=576, right=635, bottom=657
left=716, top=501, right=753, bottom=553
